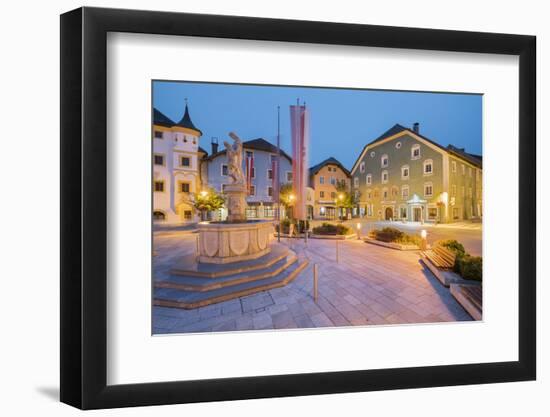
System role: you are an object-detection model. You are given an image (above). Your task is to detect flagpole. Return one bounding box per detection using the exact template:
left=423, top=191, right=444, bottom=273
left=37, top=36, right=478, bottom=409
left=277, top=105, right=281, bottom=243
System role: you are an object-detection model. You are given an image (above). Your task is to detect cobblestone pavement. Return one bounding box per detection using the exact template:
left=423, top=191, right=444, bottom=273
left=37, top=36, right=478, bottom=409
left=152, top=232, right=473, bottom=334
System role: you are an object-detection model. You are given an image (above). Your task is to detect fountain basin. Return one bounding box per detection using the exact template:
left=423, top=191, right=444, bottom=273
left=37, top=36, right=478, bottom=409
left=197, top=220, right=274, bottom=264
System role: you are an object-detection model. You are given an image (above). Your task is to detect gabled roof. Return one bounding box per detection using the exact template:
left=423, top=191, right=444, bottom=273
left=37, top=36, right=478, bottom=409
left=198, top=146, right=208, bottom=156
left=206, top=138, right=292, bottom=162
left=446, top=145, right=482, bottom=168
left=176, top=104, right=202, bottom=136
left=153, top=108, right=175, bottom=127
left=309, top=157, right=350, bottom=177
left=351, top=123, right=482, bottom=174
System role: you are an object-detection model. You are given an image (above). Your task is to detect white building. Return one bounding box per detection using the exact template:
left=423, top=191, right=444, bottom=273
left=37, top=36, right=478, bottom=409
left=152, top=104, right=208, bottom=223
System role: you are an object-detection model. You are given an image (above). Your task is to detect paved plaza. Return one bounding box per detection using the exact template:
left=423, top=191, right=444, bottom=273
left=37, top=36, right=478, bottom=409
left=153, top=229, right=474, bottom=334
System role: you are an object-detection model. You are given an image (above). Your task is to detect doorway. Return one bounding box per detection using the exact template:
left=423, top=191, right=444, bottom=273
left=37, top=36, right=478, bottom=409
left=384, top=207, right=393, bottom=221
left=413, top=207, right=422, bottom=222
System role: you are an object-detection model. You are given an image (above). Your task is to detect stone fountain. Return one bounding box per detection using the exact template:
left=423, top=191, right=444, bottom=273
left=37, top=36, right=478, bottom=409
left=153, top=132, right=308, bottom=309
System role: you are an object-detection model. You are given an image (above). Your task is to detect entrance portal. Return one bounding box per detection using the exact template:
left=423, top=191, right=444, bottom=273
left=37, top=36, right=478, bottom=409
left=384, top=207, right=393, bottom=221
left=413, top=207, right=422, bottom=222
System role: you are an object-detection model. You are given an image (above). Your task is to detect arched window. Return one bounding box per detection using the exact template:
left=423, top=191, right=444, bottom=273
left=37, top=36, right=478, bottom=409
left=153, top=211, right=166, bottom=220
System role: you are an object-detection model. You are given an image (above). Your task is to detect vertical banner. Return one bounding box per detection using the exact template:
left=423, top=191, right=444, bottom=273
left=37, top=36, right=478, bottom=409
left=246, top=155, right=254, bottom=194
left=290, top=103, right=309, bottom=220
left=272, top=156, right=279, bottom=206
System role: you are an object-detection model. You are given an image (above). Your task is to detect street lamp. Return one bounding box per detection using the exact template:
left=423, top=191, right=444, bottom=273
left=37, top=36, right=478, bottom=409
left=200, top=190, right=208, bottom=198
left=420, top=229, right=428, bottom=251
left=356, top=222, right=361, bottom=240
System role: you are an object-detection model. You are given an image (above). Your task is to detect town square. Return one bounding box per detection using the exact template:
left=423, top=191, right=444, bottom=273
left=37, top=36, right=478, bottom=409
left=152, top=81, right=483, bottom=334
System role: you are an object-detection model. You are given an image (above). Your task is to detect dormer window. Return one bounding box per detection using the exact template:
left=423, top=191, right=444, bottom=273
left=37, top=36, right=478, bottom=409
left=411, top=144, right=421, bottom=160
left=381, top=154, right=389, bottom=168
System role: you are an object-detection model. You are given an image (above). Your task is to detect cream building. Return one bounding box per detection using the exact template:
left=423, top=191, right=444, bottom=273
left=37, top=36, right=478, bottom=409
left=152, top=104, right=208, bottom=223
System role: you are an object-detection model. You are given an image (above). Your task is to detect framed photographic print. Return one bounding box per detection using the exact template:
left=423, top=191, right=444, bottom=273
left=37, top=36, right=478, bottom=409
left=60, top=6, right=536, bottom=410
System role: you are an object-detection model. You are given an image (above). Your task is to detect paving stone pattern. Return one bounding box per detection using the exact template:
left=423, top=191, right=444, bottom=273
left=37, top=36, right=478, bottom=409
left=153, top=231, right=472, bottom=334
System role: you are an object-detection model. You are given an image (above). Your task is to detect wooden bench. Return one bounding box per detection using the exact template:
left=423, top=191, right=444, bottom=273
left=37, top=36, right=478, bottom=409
left=423, top=243, right=456, bottom=269
left=450, top=284, right=482, bottom=320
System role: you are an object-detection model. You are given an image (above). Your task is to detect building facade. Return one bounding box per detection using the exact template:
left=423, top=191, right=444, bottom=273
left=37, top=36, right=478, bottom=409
left=204, top=138, right=293, bottom=220
left=152, top=105, right=207, bottom=223
left=350, top=123, right=482, bottom=223
left=308, top=157, right=351, bottom=220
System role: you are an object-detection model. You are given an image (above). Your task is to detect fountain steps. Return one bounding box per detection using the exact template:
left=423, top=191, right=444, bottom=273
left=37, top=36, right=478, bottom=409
left=154, top=254, right=309, bottom=309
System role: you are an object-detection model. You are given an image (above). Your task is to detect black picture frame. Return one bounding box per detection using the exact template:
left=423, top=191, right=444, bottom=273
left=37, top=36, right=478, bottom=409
left=60, top=6, right=536, bottom=410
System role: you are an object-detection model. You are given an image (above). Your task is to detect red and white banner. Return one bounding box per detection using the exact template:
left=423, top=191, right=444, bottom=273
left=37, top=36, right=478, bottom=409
left=272, top=156, right=279, bottom=201
left=246, top=155, right=254, bottom=194
left=290, top=104, right=309, bottom=220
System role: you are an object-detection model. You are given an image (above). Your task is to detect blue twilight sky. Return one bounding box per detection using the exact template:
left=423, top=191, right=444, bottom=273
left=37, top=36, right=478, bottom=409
left=153, top=81, right=482, bottom=170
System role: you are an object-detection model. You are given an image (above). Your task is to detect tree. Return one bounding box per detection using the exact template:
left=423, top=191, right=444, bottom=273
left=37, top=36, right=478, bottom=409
left=335, top=180, right=357, bottom=219
left=278, top=182, right=294, bottom=209
left=193, top=187, right=225, bottom=220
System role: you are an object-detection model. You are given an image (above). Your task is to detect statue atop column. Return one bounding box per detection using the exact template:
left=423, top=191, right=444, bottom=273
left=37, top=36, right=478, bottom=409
left=223, top=132, right=247, bottom=222
left=224, top=132, right=245, bottom=185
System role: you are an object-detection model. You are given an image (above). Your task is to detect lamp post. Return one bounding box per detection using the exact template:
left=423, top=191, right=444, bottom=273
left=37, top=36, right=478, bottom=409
left=420, top=229, right=428, bottom=251
left=356, top=222, right=362, bottom=240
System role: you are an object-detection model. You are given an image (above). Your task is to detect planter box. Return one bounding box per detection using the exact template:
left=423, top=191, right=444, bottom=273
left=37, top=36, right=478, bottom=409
left=363, top=236, right=420, bottom=251
left=420, top=252, right=481, bottom=288
left=310, top=233, right=357, bottom=240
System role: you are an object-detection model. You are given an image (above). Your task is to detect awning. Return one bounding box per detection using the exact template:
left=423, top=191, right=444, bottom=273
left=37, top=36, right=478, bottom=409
left=406, top=194, right=427, bottom=204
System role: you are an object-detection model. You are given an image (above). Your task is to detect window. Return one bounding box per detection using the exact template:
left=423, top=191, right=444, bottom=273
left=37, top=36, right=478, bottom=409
left=183, top=136, right=188, bottom=143
left=395, top=141, right=402, bottom=149
left=354, top=177, right=359, bottom=188
left=354, top=190, right=359, bottom=200
left=453, top=207, right=460, bottom=220
left=221, top=164, right=228, bottom=176
left=180, top=156, right=190, bottom=167
left=183, top=210, right=192, bottom=220
left=154, top=130, right=163, bottom=139
left=245, top=150, right=254, bottom=159
left=320, top=207, right=326, bottom=216
left=367, top=204, right=373, bottom=216
left=319, top=176, right=325, bottom=185
left=400, top=207, right=407, bottom=218
left=330, top=176, right=336, bottom=185
left=153, top=211, right=165, bottom=220
left=268, top=186, right=273, bottom=197
left=286, top=172, right=293, bottom=182
left=373, top=188, right=380, bottom=198
left=320, top=191, right=325, bottom=198
left=423, top=159, right=433, bottom=176
left=382, top=188, right=388, bottom=199
left=179, top=182, right=190, bottom=193
left=381, top=170, right=389, bottom=184
left=462, top=164, right=466, bottom=175
left=452, top=184, right=457, bottom=197
left=392, top=186, right=399, bottom=197
left=366, top=174, right=372, bottom=185
left=402, top=185, right=409, bottom=199
left=428, top=207, right=438, bottom=219
left=370, top=151, right=375, bottom=158
left=267, top=169, right=273, bottom=180
left=424, top=182, right=433, bottom=197
left=411, top=144, right=421, bottom=160
left=381, top=154, right=389, bottom=168
left=154, top=154, right=164, bottom=166
left=401, top=165, right=409, bottom=180
left=451, top=160, right=457, bottom=173
left=366, top=189, right=372, bottom=199
left=154, top=180, right=164, bottom=192
left=249, top=185, right=256, bottom=196
left=331, top=192, right=336, bottom=199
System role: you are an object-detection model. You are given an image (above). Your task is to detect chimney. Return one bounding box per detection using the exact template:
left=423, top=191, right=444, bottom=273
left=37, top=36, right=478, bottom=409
left=413, top=122, right=420, bottom=133
left=211, top=137, right=219, bottom=154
